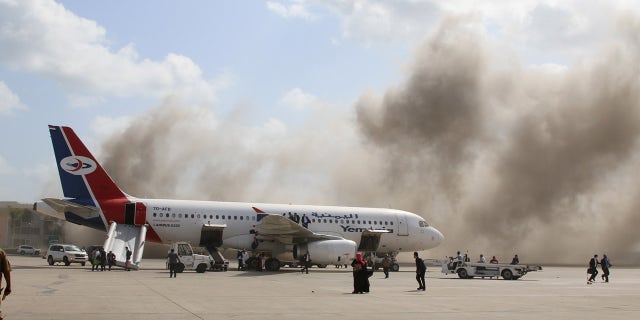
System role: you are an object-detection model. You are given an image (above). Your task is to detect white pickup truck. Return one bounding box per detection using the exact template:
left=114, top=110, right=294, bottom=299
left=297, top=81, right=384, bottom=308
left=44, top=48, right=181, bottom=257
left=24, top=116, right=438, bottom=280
left=442, top=259, right=542, bottom=280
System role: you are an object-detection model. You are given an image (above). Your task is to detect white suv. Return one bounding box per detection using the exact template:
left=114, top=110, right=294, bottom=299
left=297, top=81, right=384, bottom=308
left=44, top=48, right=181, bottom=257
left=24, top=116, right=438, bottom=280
left=46, top=244, right=88, bottom=266
left=18, top=245, right=41, bottom=255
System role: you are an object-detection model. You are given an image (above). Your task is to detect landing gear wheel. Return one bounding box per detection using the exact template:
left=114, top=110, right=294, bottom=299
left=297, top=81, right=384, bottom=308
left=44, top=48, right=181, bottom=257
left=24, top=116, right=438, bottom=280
left=48, top=256, right=54, bottom=266
left=196, top=263, right=208, bottom=273
left=391, top=263, right=400, bottom=272
left=265, top=258, right=280, bottom=271
left=175, top=262, right=185, bottom=273
left=246, top=257, right=259, bottom=270
left=458, top=269, right=468, bottom=279
left=63, top=256, right=70, bottom=266
left=81, top=262, right=86, bottom=266
left=501, top=269, right=513, bottom=280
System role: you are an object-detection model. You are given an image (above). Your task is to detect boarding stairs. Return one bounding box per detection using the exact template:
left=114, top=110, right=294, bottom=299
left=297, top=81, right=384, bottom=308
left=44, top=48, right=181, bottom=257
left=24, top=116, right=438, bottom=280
left=103, top=221, right=147, bottom=270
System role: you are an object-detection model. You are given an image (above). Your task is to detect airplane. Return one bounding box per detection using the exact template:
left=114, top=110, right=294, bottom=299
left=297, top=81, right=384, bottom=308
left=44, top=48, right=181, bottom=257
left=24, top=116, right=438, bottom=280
left=35, top=125, right=444, bottom=271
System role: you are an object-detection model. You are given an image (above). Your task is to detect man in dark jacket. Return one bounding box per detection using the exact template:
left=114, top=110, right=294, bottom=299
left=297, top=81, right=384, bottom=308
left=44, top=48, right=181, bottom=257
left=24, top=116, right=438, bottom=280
left=587, top=254, right=599, bottom=284
left=414, top=252, right=426, bottom=291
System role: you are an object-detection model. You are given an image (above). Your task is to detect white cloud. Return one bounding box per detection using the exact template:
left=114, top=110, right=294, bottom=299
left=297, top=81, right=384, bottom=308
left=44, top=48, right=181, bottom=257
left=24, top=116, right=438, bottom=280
left=279, top=88, right=322, bottom=110
left=0, top=81, right=27, bottom=115
left=0, top=0, right=219, bottom=105
left=266, top=1, right=316, bottom=20
left=302, top=1, right=640, bottom=65
left=90, top=115, right=134, bottom=141
left=68, top=94, right=106, bottom=109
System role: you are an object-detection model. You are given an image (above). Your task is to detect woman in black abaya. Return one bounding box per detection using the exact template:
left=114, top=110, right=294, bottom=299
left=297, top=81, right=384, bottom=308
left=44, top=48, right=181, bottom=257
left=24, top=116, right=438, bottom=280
left=351, top=252, right=370, bottom=293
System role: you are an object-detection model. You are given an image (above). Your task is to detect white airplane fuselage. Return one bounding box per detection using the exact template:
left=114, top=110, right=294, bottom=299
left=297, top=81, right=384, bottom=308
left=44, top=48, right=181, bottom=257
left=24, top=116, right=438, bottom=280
left=140, top=198, right=443, bottom=253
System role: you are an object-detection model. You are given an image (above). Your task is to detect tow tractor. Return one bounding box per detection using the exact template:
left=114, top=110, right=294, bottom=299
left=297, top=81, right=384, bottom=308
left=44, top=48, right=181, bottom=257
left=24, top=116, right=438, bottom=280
left=441, top=259, right=542, bottom=280
left=169, top=242, right=229, bottom=273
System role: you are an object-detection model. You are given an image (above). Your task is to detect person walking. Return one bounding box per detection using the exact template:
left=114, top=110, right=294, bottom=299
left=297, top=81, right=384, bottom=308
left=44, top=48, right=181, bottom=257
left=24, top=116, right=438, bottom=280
left=107, top=251, right=116, bottom=271
left=301, top=214, right=311, bottom=228
left=414, top=252, right=426, bottom=291
left=125, top=247, right=132, bottom=271
left=587, top=254, right=599, bottom=284
left=0, top=248, right=12, bottom=320
left=91, top=248, right=100, bottom=271
left=301, top=251, right=311, bottom=274
left=351, top=252, right=370, bottom=293
left=381, top=255, right=392, bottom=279
left=241, top=249, right=249, bottom=271
left=600, top=254, right=612, bottom=283
left=99, top=248, right=107, bottom=271
left=237, top=250, right=244, bottom=271
left=167, top=248, right=180, bottom=278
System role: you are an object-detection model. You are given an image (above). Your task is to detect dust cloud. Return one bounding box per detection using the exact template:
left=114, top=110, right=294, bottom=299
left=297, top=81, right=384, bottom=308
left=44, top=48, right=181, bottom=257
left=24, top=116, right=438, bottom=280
left=98, top=16, right=640, bottom=265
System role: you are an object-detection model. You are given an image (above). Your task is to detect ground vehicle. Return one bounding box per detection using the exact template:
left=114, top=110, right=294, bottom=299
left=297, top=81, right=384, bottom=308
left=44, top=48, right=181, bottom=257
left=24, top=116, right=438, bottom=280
left=46, top=244, right=88, bottom=266
left=442, top=259, right=542, bottom=280
left=18, top=245, right=41, bottom=255
left=168, top=242, right=228, bottom=273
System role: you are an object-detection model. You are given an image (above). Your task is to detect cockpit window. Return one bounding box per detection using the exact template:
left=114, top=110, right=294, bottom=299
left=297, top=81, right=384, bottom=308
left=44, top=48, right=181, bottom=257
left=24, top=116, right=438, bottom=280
left=419, top=220, right=429, bottom=228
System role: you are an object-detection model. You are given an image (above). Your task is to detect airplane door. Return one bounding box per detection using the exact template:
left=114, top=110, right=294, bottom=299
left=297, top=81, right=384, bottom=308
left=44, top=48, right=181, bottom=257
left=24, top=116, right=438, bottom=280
left=396, top=214, right=409, bottom=236
left=124, top=203, right=135, bottom=225
left=134, top=202, right=146, bottom=225
left=358, top=231, right=382, bottom=251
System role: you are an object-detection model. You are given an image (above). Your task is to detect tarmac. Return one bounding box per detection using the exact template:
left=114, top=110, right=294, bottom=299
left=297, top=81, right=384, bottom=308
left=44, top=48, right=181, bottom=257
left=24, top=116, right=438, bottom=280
left=4, top=255, right=639, bottom=319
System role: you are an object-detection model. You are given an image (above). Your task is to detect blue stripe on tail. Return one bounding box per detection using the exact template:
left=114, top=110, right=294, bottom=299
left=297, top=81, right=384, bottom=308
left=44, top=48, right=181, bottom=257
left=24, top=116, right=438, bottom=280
left=49, top=126, right=93, bottom=200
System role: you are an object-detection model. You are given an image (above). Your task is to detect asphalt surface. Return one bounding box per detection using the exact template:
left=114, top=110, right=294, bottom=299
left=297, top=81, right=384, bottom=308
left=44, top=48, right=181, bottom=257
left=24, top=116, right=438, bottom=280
left=4, top=255, right=639, bottom=319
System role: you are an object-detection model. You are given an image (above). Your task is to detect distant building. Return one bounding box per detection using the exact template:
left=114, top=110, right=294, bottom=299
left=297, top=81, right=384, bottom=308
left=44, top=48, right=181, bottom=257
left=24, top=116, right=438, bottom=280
left=0, top=201, right=65, bottom=249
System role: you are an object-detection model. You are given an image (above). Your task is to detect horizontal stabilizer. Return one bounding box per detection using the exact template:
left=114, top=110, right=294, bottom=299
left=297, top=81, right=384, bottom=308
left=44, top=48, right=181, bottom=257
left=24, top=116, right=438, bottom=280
left=41, top=198, right=100, bottom=219
left=33, top=200, right=66, bottom=220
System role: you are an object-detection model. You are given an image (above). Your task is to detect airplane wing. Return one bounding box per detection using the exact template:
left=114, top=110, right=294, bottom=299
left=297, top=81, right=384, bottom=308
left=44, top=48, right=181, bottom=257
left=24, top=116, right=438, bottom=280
left=256, top=214, right=343, bottom=244
left=36, top=198, right=101, bottom=219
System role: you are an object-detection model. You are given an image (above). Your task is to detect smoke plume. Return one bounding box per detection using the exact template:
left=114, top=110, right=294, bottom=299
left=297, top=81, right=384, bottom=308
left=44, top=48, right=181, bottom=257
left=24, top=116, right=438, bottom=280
left=98, top=15, right=640, bottom=265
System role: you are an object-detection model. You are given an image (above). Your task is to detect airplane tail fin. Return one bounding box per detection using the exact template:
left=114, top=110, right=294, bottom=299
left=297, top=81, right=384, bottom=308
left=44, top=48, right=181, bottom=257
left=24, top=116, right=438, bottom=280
left=49, top=125, right=127, bottom=200
left=47, top=125, right=130, bottom=228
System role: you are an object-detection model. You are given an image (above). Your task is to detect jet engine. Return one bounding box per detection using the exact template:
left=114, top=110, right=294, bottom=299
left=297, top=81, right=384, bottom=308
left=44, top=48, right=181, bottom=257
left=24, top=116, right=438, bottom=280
left=294, top=239, right=356, bottom=265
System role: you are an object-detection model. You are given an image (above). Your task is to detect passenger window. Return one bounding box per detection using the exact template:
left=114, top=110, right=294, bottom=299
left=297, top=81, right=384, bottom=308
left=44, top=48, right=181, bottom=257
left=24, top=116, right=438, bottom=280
left=240, top=216, right=243, bottom=220
left=172, top=213, right=176, bottom=218
left=216, top=215, right=219, bottom=219
left=191, top=214, right=195, bottom=219
left=222, top=215, right=225, bottom=219
left=153, top=213, right=157, bottom=217
left=234, top=216, right=237, bottom=220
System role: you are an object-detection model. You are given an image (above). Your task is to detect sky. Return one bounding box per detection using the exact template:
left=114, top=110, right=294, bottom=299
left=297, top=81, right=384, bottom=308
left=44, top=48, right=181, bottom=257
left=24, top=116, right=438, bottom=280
left=2, top=0, right=640, bottom=264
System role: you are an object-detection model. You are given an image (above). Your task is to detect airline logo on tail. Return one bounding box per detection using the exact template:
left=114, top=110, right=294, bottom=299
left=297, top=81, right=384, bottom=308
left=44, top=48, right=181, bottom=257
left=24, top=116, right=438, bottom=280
left=60, top=156, right=96, bottom=175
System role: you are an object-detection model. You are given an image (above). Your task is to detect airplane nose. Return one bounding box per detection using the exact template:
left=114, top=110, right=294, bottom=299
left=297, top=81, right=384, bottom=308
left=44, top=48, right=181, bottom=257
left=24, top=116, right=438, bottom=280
left=432, top=228, right=444, bottom=246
